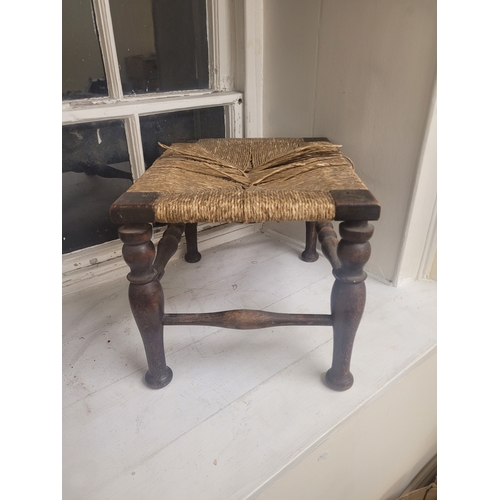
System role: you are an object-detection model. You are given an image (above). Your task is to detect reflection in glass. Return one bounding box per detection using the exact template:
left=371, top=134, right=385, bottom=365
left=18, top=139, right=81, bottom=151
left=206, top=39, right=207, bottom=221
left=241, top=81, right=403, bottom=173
left=109, top=0, right=209, bottom=95
left=140, top=107, right=225, bottom=167
left=62, top=120, right=132, bottom=253
left=62, top=0, right=108, bottom=100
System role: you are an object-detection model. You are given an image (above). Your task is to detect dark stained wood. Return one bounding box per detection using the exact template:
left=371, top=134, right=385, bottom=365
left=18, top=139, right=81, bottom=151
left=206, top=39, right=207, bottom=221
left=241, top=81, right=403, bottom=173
left=153, top=224, right=185, bottom=280
left=118, top=224, right=172, bottom=389
left=162, top=310, right=333, bottom=329
left=110, top=192, right=161, bottom=224
left=300, top=221, right=319, bottom=262
left=315, top=221, right=340, bottom=271
left=325, top=220, right=374, bottom=391
left=184, top=222, right=202, bottom=263
left=330, top=189, right=381, bottom=221
left=111, top=138, right=380, bottom=392
left=302, top=137, right=330, bottom=142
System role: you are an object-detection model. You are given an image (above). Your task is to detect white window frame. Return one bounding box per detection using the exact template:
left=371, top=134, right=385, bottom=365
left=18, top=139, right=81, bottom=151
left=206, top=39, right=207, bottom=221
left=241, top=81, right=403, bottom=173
left=62, top=0, right=244, bottom=183
left=62, top=0, right=248, bottom=285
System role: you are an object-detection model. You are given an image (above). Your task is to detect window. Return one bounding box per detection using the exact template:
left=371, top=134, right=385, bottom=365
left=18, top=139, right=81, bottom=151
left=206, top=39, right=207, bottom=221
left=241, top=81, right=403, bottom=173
left=62, top=0, right=242, bottom=254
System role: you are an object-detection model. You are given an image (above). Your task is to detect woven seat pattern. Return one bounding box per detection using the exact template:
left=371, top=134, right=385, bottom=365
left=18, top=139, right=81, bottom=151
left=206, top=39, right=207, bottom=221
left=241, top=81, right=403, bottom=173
left=128, top=138, right=368, bottom=223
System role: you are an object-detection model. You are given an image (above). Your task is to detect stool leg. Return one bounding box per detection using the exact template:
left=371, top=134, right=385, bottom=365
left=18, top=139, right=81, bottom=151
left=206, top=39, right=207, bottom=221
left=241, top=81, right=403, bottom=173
left=185, top=222, right=202, bottom=263
left=300, top=221, right=319, bottom=262
left=118, top=224, right=173, bottom=389
left=326, top=220, right=374, bottom=391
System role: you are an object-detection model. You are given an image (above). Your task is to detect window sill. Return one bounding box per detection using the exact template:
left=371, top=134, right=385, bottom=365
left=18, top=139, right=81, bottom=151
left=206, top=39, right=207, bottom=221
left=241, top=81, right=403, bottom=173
left=62, top=230, right=436, bottom=498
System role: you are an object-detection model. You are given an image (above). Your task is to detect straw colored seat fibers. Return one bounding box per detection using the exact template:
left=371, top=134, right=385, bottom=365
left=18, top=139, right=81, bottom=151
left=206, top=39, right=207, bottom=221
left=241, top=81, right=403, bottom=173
left=120, top=138, right=369, bottom=223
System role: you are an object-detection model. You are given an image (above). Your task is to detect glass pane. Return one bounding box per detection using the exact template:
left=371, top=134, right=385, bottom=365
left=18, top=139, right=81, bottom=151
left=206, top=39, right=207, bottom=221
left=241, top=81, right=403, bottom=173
left=62, top=120, right=133, bottom=253
left=109, top=0, right=209, bottom=95
left=140, top=107, right=225, bottom=168
left=62, top=0, right=108, bottom=100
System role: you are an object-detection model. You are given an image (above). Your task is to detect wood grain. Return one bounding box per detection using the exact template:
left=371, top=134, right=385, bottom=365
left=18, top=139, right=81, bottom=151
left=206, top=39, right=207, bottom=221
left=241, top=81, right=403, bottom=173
left=316, top=221, right=340, bottom=271
left=184, top=222, right=202, bottom=263
left=110, top=192, right=160, bottom=224
left=162, top=310, right=333, bottom=329
left=153, top=223, right=185, bottom=280
left=300, top=221, right=319, bottom=262
left=118, top=224, right=173, bottom=389
left=326, top=220, right=374, bottom=391
left=331, top=189, right=380, bottom=221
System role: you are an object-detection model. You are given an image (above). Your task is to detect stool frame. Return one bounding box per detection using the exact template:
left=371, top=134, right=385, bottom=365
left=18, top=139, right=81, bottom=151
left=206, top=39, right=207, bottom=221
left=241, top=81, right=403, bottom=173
left=113, top=193, right=378, bottom=392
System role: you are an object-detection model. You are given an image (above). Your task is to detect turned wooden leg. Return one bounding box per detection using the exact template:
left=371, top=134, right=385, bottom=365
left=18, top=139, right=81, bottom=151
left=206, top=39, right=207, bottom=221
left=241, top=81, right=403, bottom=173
left=325, top=220, right=374, bottom=391
left=300, top=221, right=319, bottom=262
left=154, top=224, right=185, bottom=280
left=185, top=222, right=202, bottom=263
left=118, top=224, right=172, bottom=389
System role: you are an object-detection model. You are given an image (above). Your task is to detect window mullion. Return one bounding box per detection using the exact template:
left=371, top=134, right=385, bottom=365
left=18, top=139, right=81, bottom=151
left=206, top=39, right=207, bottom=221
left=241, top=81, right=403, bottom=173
left=124, top=114, right=146, bottom=181
left=93, top=0, right=123, bottom=99
left=225, top=100, right=243, bottom=138
left=207, top=0, right=235, bottom=91
left=243, top=0, right=263, bottom=137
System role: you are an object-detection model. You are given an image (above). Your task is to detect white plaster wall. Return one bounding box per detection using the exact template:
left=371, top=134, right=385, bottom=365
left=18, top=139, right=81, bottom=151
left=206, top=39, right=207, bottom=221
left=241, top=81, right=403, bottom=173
left=252, top=351, right=437, bottom=500
left=428, top=251, right=437, bottom=281
left=393, top=86, right=437, bottom=285
left=262, top=0, right=321, bottom=137
left=261, top=0, right=324, bottom=250
left=261, top=0, right=437, bottom=283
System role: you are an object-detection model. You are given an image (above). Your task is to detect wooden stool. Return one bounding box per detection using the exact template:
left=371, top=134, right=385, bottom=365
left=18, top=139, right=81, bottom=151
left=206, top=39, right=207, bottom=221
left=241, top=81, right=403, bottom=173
left=110, top=138, right=380, bottom=391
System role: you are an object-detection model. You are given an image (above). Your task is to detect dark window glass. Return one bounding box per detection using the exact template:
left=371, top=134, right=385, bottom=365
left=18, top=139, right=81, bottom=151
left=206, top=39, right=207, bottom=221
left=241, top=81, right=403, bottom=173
left=109, top=0, right=209, bottom=95
left=140, top=107, right=225, bottom=167
left=62, top=120, right=133, bottom=253
left=62, top=0, right=108, bottom=100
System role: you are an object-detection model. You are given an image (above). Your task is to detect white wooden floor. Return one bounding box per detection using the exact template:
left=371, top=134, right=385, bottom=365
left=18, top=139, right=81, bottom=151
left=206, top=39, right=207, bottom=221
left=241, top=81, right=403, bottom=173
left=62, top=229, right=436, bottom=500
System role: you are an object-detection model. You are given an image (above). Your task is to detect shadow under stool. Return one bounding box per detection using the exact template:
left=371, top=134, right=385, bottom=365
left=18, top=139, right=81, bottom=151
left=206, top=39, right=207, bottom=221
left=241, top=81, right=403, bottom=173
left=110, top=138, right=380, bottom=391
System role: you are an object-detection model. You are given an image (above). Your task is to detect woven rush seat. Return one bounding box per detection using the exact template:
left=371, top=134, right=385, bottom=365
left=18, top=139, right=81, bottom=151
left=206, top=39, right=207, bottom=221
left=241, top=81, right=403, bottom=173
left=119, top=138, right=369, bottom=223
left=110, top=137, right=380, bottom=393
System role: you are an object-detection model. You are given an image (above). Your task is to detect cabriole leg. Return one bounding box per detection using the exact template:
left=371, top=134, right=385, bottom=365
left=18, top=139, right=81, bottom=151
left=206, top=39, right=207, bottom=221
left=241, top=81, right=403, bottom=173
left=326, top=220, right=374, bottom=391
left=118, top=224, right=172, bottom=389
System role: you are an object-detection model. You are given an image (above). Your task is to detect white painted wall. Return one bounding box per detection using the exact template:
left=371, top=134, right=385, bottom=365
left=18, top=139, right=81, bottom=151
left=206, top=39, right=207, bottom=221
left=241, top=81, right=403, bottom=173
left=252, top=351, right=437, bottom=500
left=261, top=0, right=437, bottom=284
left=428, top=251, right=437, bottom=281
left=261, top=0, right=321, bottom=137
left=393, top=86, right=437, bottom=285
left=242, top=0, right=264, bottom=136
